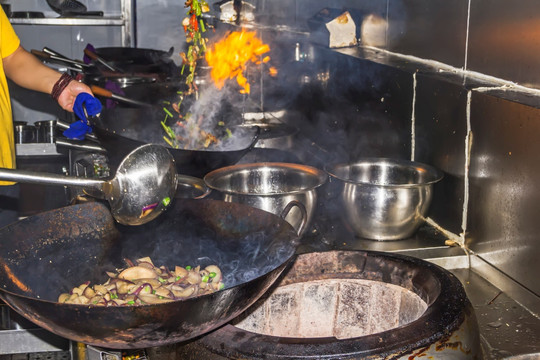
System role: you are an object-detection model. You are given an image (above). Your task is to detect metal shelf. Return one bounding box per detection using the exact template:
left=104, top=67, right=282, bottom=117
left=8, top=0, right=134, bottom=46
left=10, top=17, right=125, bottom=26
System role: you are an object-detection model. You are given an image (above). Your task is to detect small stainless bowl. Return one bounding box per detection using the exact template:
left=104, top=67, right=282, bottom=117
left=204, top=162, right=327, bottom=236
left=326, top=158, right=443, bottom=241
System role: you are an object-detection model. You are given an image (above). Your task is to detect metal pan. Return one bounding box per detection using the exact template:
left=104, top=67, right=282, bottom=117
left=0, top=199, right=299, bottom=349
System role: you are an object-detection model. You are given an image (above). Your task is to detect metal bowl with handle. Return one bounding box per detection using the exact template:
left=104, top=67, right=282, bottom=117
left=204, top=162, right=328, bottom=236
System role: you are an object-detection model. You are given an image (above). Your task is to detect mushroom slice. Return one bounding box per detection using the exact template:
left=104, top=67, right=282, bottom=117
left=136, top=257, right=155, bottom=270
left=89, top=295, right=104, bottom=305
left=83, top=286, right=96, bottom=299
left=174, top=266, right=188, bottom=278
left=171, top=285, right=196, bottom=298
left=154, top=287, right=173, bottom=299
left=186, top=270, right=202, bottom=285
left=138, top=293, right=172, bottom=305
left=116, top=279, right=136, bottom=295
left=134, top=278, right=161, bottom=288
left=136, top=257, right=154, bottom=266
left=71, top=295, right=90, bottom=305
left=72, top=283, right=88, bottom=296
left=94, top=284, right=108, bottom=295
left=118, top=266, right=158, bottom=281
left=205, top=265, right=222, bottom=284
left=58, top=293, right=70, bottom=303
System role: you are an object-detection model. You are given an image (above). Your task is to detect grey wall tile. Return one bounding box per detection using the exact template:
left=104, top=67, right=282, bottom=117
left=468, top=91, right=540, bottom=295
left=468, top=0, right=540, bottom=88
left=386, top=0, right=468, bottom=68
left=414, top=73, right=468, bottom=234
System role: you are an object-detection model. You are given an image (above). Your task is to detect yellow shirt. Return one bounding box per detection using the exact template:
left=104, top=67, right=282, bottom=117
left=0, top=8, right=20, bottom=185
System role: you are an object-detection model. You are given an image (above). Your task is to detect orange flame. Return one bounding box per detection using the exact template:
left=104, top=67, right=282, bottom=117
left=205, top=30, right=277, bottom=94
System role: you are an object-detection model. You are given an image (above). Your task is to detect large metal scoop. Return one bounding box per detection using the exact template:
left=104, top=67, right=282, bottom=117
left=0, top=144, right=177, bottom=226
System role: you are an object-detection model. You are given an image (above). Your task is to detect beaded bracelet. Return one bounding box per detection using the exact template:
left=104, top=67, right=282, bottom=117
left=51, top=73, right=74, bottom=101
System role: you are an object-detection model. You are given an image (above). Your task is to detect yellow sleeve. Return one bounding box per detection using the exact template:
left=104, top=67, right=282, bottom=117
left=0, top=8, right=20, bottom=59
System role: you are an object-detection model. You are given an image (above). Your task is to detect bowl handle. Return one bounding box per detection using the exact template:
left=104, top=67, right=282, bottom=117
left=280, top=200, right=308, bottom=236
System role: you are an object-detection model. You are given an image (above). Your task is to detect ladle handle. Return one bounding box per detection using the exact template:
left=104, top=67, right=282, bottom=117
left=83, top=48, right=122, bottom=73
left=0, top=167, right=105, bottom=190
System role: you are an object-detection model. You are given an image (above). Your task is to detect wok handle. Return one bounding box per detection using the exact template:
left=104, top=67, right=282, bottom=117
left=280, top=200, right=308, bottom=236
left=43, top=47, right=70, bottom=60
left=90, top=85, right=152, bottom=108
left=84, top=48, right=122, bottom=73
left=31, top=49, right=88, bottom=68
left=0, top=167, right=106, bottom=190
left=90, top=85, right=115, bottom=98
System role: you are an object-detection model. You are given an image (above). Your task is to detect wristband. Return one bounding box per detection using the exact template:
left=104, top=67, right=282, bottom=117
left=51, top=73, right=74, bottom=101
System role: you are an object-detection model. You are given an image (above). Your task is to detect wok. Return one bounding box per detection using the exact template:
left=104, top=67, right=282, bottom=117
left=0, top=199, right=298, bottom=349
left=94, top=47, right=174, bottom=66
left=92, top=84, right=259, bottom=177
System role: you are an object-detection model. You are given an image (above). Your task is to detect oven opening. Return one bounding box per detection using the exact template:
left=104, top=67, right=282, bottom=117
left=232, top=278, right=427, bottom=339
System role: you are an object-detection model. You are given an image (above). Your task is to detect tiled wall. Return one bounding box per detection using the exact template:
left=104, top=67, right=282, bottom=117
left=289, top=0, right=540, bottom=299
left=255, top=0, right=540, bottom=301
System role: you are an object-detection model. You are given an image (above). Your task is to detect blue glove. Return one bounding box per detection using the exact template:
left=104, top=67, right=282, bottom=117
left=63, top=93, right=102, bottom=140
left=63, top=120, right=93, bottom=140
left=73, top=93, right=102, bottom=122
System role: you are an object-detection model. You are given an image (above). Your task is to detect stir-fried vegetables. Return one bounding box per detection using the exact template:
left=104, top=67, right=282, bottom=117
left=161, top=0, right=212, bottom=149
left=181, top=0, right=210, bottom=95
left=58, top=257, right=224, bottom=306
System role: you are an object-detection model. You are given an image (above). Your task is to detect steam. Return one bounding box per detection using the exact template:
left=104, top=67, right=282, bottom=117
left=167, top=81, right=259, bottom=151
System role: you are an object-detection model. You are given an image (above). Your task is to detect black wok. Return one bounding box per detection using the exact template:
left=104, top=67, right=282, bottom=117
left=93, top=83, right=259, bottom=177
left=94, top=47, right=174, bottom=66
left=0, top=199, right=298, bottom=349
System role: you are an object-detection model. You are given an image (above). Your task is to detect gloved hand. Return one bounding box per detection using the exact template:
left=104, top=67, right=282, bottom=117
left=62, top=120, right=93, bottom=141
left=63, top=93, right=102, bottom=140
left=73, top=92, right=102, bottom=121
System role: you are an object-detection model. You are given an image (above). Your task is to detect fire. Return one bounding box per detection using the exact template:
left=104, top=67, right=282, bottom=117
left=205, top=30, right=277, bottom=94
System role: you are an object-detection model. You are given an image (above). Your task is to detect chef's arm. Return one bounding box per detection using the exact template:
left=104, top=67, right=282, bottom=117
left=3, top=45, right=93, bottom=112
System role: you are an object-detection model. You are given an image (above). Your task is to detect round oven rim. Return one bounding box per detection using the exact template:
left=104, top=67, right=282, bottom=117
left=195, top=249, right=478, bottom=359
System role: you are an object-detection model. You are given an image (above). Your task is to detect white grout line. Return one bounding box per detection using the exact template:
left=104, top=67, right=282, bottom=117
left=411, top=71, right=417, bottom=161
left=424, top=217, right=462, bottom=243
left=461, top=91, right=473, bottom=245
left=464, top=0, right=472, bottom=71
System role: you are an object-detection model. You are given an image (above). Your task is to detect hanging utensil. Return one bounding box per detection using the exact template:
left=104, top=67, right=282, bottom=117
left=90, top=85, right=152, bottom=108
left=31, top=49, right=90, bottom=70
left=84, top=48, right=124, bottom=73
left=46, top=0, right=103, bottom=17
left=0, top=144, right=177, bottom=226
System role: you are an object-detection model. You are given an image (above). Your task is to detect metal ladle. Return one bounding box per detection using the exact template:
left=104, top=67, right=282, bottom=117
left=0, top=144, right=177, bottom=226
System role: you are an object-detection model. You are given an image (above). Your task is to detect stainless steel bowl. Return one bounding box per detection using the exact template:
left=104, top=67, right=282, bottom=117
left=204, top=162, right=327, bottom=236
left=326, top=158, right=443, bottom=241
